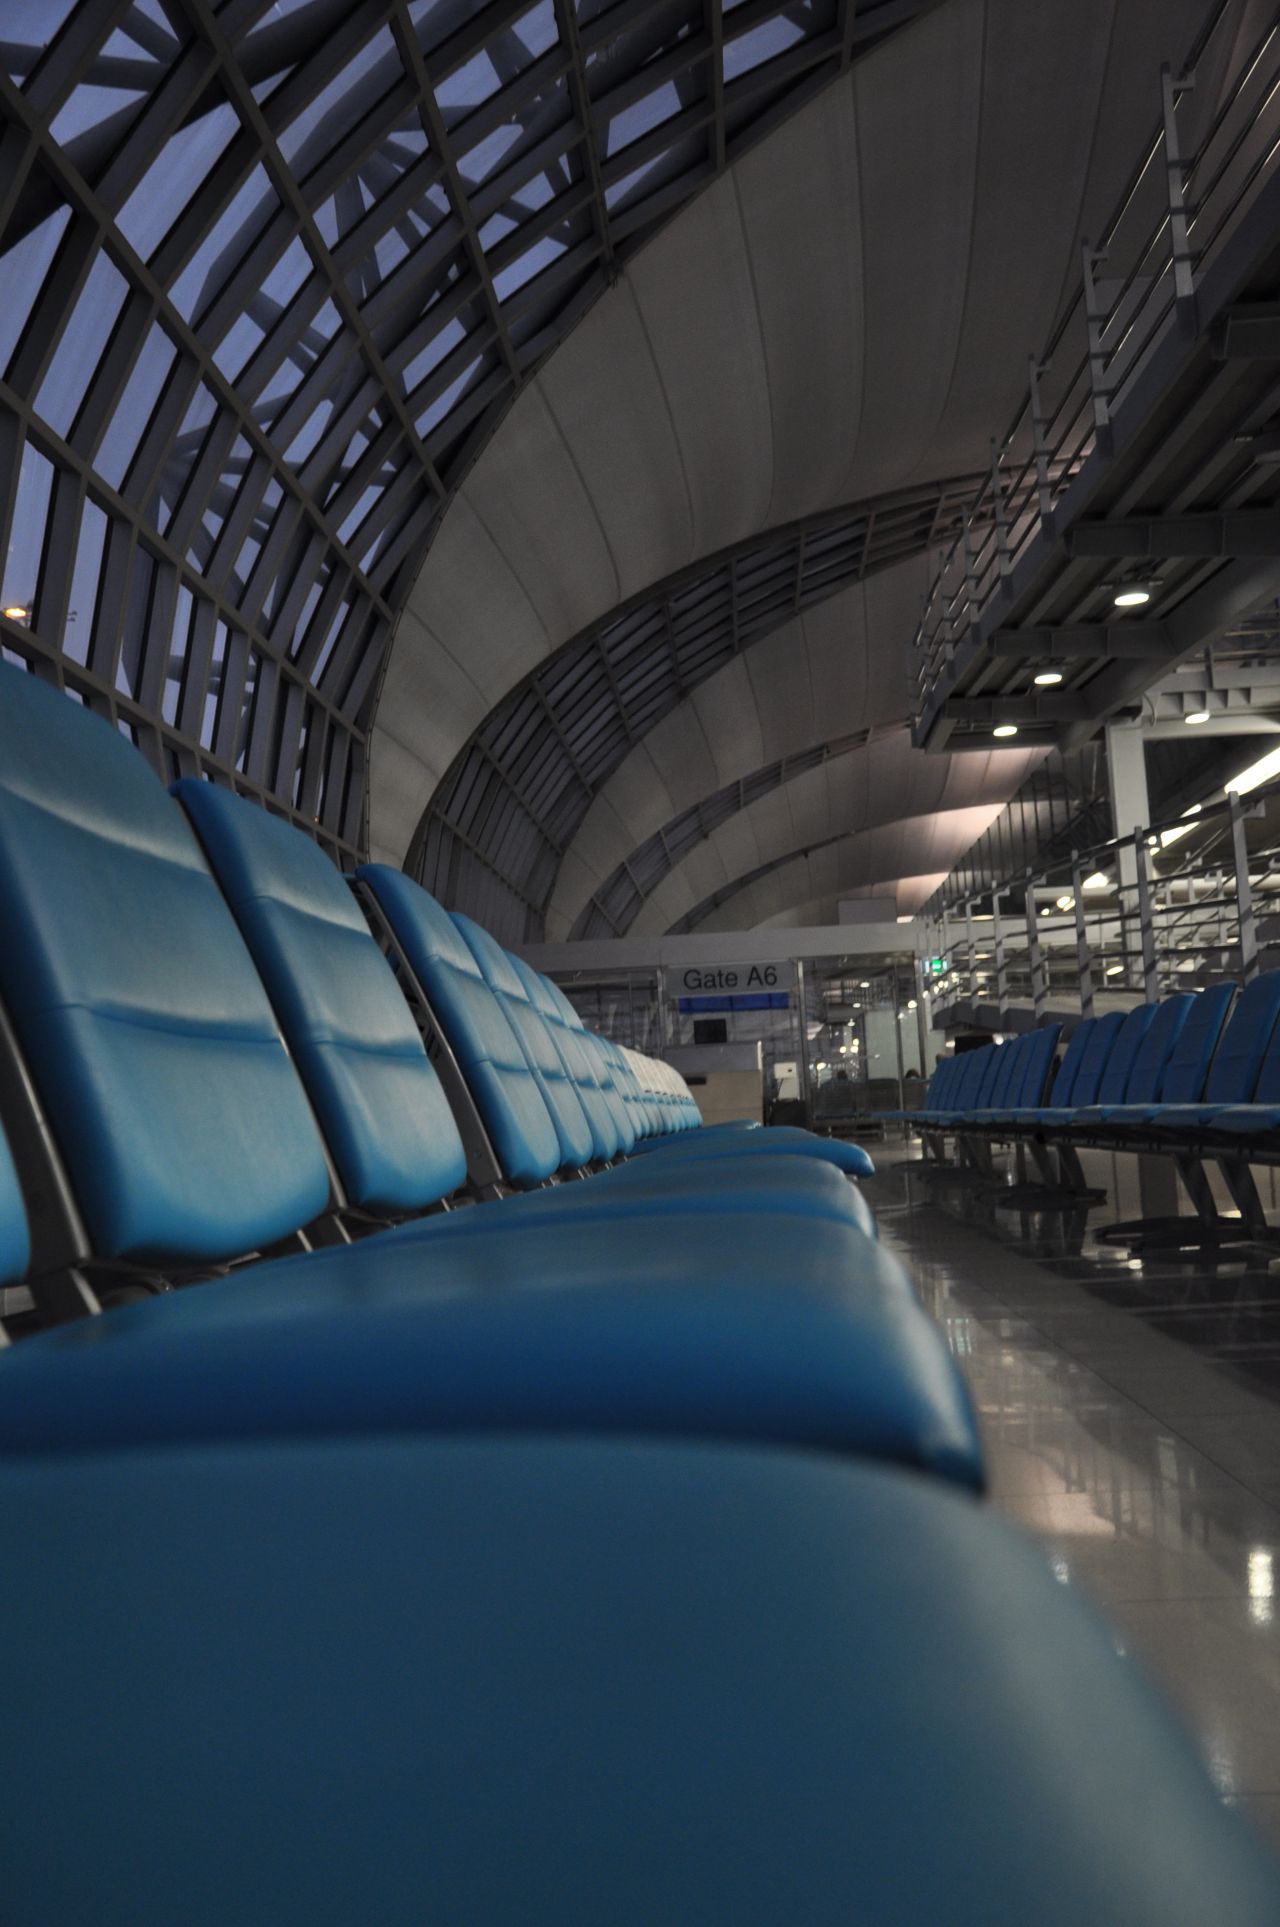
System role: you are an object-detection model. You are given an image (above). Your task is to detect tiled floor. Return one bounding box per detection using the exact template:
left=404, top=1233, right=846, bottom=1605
left=867, top=1139, right=1280, bottom=1854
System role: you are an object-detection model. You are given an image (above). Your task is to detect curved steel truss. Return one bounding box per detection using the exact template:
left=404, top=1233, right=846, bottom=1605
left=567, top=723, right=895, bottom=937
left=0, top=0, right=939, bottom=862
left=410, top=475, right=980, bottom=937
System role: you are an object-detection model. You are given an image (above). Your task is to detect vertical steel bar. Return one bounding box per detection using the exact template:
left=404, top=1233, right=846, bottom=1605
left=1025, top=871, right=1048, bottom=1023
left=1229, top=790, right=1259, bottom=983
left=1134, top=833, right=1159, bottom=1003
left=1072, top=856, right=1096, bottom=1017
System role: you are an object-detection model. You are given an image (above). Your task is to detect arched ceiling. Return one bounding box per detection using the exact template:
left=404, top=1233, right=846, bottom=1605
left=545, top=555, right=1040, bottom=933
left=581, top=726, right=1037, bottom=935
left=373, top=0, right=1220, bottom=932
left=676, top=803, right=1005, bottom=930
left=0, top=0, right=933, bottom=861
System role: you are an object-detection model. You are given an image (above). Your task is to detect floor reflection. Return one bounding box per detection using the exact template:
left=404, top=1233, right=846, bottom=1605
left=869, top=1140, right=1280, bottom=1849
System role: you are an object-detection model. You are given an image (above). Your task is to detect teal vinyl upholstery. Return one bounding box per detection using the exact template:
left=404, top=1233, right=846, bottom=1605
left=359, top=865, right=564, bottom=1185
left=0, top=665, right=330, bottom=1262
left=176, top=779, right=466, bottom=1214
left=5, top=1436, right=1277, bottom=1926
left=0, top=1120, right=29, bottom=1286
left=453, top=913, right=595, bottom=1170
left=0, top=1211, right=978, bottom=1483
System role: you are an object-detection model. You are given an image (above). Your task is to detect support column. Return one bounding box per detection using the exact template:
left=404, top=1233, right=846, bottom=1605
left=1105, top=721, right=1151, bottom=900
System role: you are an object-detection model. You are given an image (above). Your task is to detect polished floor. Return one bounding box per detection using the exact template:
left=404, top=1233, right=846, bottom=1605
left=868, top=1138, right=1280, bottom=1854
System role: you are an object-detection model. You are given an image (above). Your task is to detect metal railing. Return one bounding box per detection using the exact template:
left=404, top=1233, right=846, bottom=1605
left=912, top=2, right=1280, bottom=719
left=922, top=771, right=1280, bottom=1024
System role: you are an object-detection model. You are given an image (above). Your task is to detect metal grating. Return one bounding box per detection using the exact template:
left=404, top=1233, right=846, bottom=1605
left=0, top=0, right=941, bottom=860
left=412, top=474, right=981, bottom=938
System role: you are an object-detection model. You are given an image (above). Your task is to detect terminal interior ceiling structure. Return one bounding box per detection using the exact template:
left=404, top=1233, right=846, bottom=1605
left=0, top=0, right=1260, bottom=943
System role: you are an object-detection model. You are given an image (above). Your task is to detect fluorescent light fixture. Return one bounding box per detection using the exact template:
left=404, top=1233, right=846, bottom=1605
left=1082, top=871, right=1109, bottom=891
left=1033, top=670, right=1063, bottom=686
left=993, top=723, right=1019, bottom=738
left=1055, top=894, right=1074, bottom=911
left=1184, top=709, right=1210, bottom=726
left=1225, top=744, right=1280, bottom=797
left=1114, top=587, right=1151, bottom=608
left=896, top=914, right=913, bottom=923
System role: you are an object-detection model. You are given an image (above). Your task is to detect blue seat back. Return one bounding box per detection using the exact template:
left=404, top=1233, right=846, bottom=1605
left=1159, top=983, right=1236, bottom=1103
left=1094, top=1004, right=1157, bottom=1105
left=0, top=1121, right=29, bottom=1287
left=950, top=1048, right=990, bottom=1111
left=1013, top=1024, right=1062, bottom=1108
left=572, top=1025, right=638, bottom=1153
left=452, top=916, right=595, bottom=1170
left=1202, top=971, right=1280, bottom=1103
left=1121, top=994, right=1195, bottom=1102
left=0, top=665, right=330, bottom=1264
left=971, top=1046, right=1003, bottom=1108
left=176, top=781, right=466, bottom=1215
left=509, top=956, right=620, bottom=1160
left=1245, top=989, right=1280, bottom=1105
left=1046, top=1019, right=1095, bottom=1105
left=1067, top=1010, right=1126, bottom=1108
left=358, top=867, right=562, bottom=1186
left=986, top=1036, right=1028, bottom=1111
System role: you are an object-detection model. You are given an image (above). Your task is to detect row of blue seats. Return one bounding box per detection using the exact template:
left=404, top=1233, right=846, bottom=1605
left=914, top=975, right=1280, bottom=1137
left=0, top=663, right=1276, bottom=1921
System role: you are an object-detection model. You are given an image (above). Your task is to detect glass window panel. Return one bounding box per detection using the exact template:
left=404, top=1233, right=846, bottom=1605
left=456, top=118, right=524, bottom=189
left=311, top=599, right=350, bottom=682
left=64, top=494, right=109, bottom=665
left=151, top=379, right=217, bottom=531
left=335, top=481, right=382, bottom=545
left=169, top=164, right=279, bottom=324
left=95, top=324, right=177, bottom=488
left=402, top=313, right=466, bottom=393
left=116, top=98, right=240, bottom=260
left=1, top=438, right=54, bottom=620
left=415, top=352, right=482, bottom=437
left=4, top=0, right=79, bottom=84
left=35, top=251, right=129, bottom=437
left=605, top=77, right=683, bottom=158
left=213, top=309, right=265, bottom=381
left=0, top=201, right=71, bottom=375
left=494, top=231, right=565, bottom=301
left=723, top=13, right=809, bottom=82
left=278, top=26, right=400, bottom=167
left=435, top=46, right=504, bottom=126
left=200, top=616, right=228, bottom=745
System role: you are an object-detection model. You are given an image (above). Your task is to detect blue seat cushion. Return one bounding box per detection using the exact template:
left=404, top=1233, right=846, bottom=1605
left=0, top=1210, right=977, bottom=1487
left=4, top=1437, right=1277, bottom=1927
left=1204, top=1106, right=1280, bottom=1136
left=636, top=1128, right=874, bottom=1178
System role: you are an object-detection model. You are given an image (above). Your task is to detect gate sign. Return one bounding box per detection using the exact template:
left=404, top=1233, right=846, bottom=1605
left=678, top=963, right=793, bottom=993
left=675, top=962, right=795, bottom=1015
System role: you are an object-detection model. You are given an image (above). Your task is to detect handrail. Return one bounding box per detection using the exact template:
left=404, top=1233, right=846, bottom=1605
left=911, top=0, right=1280, bottom=723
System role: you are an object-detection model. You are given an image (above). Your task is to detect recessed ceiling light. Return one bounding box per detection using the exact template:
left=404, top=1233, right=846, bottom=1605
left=1114, top=587, right=1151, bottom=608
left=2, top=604, right=28, bottom=621
left=1185, top=710, right=1210, bottom=725
left=1105, top=963, right=1125, bottom=976
left=1082, top=871, right=1110, bottom=891
left=1033, top=670, right=1063, bottom=686
left=993, top=723, right=1019, bottom=738
left=1055, top=894, right=1074, bottom=910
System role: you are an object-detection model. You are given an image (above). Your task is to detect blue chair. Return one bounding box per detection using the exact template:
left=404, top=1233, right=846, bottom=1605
left=0, top=666, right=973, bottom=1484
left=4, top=1435, right=1277, bottom=1925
